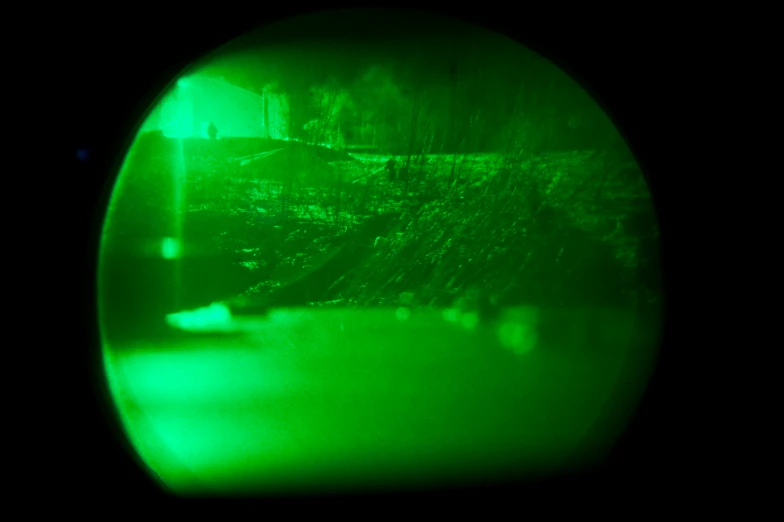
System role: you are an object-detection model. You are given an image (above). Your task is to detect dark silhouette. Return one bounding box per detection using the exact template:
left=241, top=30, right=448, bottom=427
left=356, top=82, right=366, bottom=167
left=459, top=286, right=503, bottom=325
left=207, top=121, right=218, bottom=140
left=385, top=158, right=397, bottom=182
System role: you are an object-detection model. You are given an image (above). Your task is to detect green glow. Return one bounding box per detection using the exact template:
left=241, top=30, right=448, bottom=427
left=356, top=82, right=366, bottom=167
left=442, top=308, right=460, bottom=323
left=460, top=311, right=480, bottom=330
left=161, top=237, right=180, bottom=259
left=98, top=9, right=662, bottom=497
left=144, top=74, right=287, bottom=140
left=498, top=321, right=537, bottom=354
left=103, top=307, right=652, bottom=495
left=395, top=306, right=411, bottom=320
left=165, top=302, right=232, bottom=332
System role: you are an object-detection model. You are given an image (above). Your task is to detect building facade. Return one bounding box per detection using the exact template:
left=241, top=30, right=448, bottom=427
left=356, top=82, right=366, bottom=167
left=142, top=74, right=289, bottom=140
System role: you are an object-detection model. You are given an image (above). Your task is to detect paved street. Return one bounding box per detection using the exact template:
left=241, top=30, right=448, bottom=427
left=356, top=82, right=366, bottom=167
left=103, top=306, right=655, bottom=495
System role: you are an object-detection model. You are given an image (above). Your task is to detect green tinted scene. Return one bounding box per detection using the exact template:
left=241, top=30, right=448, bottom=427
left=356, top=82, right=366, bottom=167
left=98, top=9, right=662, bottom=496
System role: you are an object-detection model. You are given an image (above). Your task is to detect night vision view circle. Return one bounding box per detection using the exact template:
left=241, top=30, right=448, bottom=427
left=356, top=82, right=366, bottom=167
left=97, top=9, right=663, bottom=497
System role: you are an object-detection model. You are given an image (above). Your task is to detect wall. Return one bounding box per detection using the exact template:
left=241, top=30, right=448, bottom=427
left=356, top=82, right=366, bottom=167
left=142, top=75, right=289, bottom=140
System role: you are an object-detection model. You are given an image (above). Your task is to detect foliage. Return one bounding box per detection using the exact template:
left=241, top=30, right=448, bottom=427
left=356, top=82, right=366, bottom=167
left=163, top=139, right=660, bottom=313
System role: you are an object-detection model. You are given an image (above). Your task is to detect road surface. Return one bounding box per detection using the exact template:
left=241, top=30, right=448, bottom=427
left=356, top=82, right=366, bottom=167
left=102, top=305, right=657, bottom=496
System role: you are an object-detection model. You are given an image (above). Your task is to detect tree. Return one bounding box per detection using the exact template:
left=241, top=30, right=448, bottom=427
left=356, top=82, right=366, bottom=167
left=303, top=79, right=351, bottom=147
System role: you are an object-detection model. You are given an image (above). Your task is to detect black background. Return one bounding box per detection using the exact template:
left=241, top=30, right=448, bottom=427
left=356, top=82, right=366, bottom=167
left=45, top=2, right=690, bottom=509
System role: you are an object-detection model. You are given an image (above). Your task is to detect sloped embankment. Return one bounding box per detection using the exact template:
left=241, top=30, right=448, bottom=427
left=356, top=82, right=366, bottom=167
left=310, top=149, right=659, bottom=310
